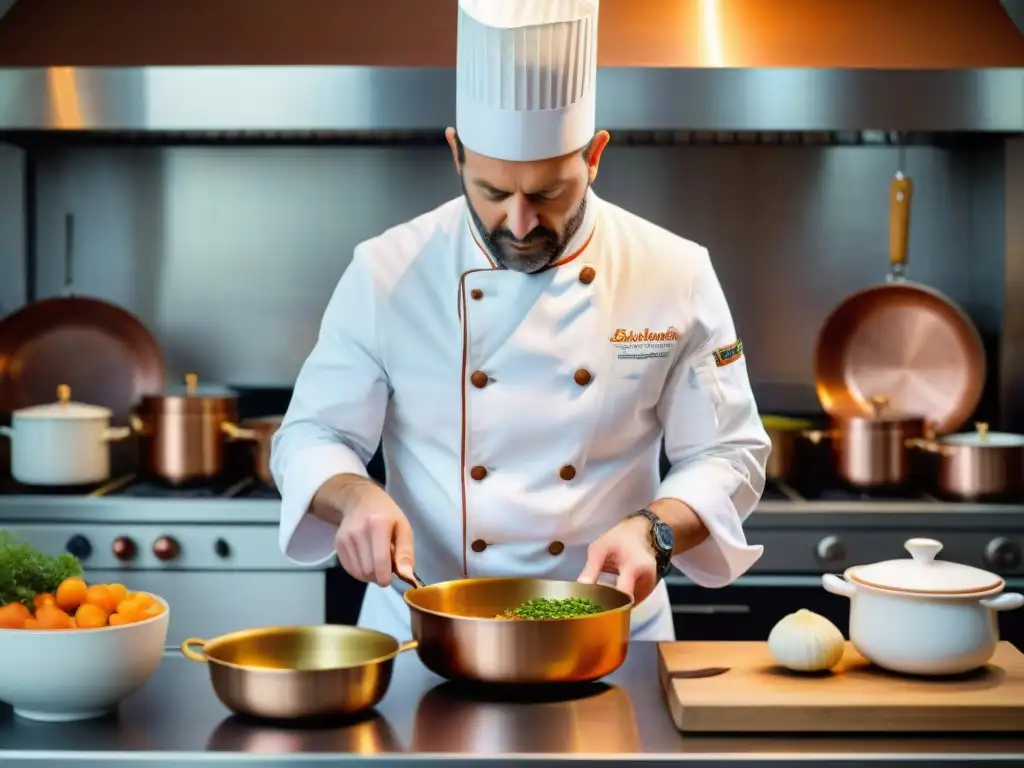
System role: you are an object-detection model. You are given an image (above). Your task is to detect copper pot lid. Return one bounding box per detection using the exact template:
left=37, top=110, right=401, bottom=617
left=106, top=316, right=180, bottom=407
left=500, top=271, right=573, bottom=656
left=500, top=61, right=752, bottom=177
left=14, top=384, right=112, bottom=420
left=846, top=538, right=1003, bottom=596
left=145, top=373, right=238, bottom=400
left=941, top=422, right=1024, bottom=449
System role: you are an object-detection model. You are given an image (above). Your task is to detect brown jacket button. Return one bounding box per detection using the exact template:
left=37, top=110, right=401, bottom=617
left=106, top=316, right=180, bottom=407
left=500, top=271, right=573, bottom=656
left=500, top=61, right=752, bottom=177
left=470, top=288, right=483, bottom=300
left=471, top=539, right=487, bottom=553
left=578, top=266, right=596, bottom=285
left=559, top=465, right=577, bottom=481
left=470, top=371, right=489, bottom=388
left=548, top=541, right=565, bottom=555
left=573, top=368, right=592, bottom=386
left=470, top=465, right=487, bottom=481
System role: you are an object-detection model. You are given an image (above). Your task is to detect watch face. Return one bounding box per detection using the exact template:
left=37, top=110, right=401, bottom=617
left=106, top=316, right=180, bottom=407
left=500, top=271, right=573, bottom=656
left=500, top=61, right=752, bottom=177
left=653, top=522, right=674, bottom=552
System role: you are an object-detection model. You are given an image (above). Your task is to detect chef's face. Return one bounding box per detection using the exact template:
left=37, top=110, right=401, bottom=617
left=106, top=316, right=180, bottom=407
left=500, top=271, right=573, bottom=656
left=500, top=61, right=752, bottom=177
left=447, top=128, right=610, bottom=273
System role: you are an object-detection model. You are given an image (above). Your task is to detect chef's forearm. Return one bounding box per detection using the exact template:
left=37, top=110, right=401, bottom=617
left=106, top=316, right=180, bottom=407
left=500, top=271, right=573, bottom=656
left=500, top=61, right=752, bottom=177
left=309, top=473, right=382, bottom=527
left=648, top=497, right=711, bottom=555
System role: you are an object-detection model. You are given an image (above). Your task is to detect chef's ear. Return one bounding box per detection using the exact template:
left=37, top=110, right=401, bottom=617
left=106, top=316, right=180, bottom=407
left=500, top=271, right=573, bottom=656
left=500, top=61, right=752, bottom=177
left=445, top=127, right=463, bottom=174
left=584, top=130, right=611, bottom=184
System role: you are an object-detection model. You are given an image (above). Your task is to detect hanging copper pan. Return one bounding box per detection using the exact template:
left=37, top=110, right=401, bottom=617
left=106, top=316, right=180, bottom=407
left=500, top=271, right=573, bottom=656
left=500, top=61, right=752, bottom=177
left=814, top=171, right=985, bottom=436
left=0, top=213, right=165, bottom=430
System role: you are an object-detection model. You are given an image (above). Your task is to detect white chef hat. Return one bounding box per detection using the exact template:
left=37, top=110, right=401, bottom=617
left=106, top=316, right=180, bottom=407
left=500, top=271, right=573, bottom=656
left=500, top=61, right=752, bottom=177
left=456, top=0, right=600, bottom=162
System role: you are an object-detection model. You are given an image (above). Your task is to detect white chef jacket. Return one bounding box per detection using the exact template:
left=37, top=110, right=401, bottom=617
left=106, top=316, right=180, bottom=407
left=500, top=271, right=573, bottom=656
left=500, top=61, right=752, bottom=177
left=272, top=190, right=771, bottom=643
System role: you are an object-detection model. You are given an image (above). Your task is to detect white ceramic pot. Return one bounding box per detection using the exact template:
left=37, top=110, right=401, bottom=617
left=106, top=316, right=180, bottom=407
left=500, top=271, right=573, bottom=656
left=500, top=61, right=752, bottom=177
left=0, top=596, right=169, bottom=721
left=822, top=537, right=1024, bottom=676
left=0, top=384, right=131, bottom=485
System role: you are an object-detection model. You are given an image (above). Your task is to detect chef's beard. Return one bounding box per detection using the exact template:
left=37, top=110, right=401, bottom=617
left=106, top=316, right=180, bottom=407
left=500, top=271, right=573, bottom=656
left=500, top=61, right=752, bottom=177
left=462, top=179, right=589, bottom=274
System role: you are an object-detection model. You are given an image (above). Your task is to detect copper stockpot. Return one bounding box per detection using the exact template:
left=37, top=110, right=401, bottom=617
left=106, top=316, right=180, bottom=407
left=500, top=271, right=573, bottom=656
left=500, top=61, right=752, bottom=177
left=401, top=576, right=633, bottom=684
left=131, top=373, right=258, bottom=484
left=907, top=422, right=1024, bottom=500
left=807, top=395, right=927, bottom=488
left=241, top=415, right=283, bottom=487
left=762, top=415, right=813, bottom=481
left=181, top=625, right=418, bottom=720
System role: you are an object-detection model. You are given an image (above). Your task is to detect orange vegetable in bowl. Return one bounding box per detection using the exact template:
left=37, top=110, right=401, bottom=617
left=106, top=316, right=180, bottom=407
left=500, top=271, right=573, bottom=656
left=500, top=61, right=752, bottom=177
left=35, top=604, right=73, bottom=630
left=85, top=585, right=120, bottom=614
left=75, top=603, right=109, bottom=629
left=0, top=603, right=31, bottom=629
left=1, top=578, right=165, bottom=632
left=55, top=577, right=89, bottom=612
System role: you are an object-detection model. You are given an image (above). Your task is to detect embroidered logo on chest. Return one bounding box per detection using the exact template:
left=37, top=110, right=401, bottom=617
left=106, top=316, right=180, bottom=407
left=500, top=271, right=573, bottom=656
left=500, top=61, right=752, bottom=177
left=608, top=326, right=678, bottom=360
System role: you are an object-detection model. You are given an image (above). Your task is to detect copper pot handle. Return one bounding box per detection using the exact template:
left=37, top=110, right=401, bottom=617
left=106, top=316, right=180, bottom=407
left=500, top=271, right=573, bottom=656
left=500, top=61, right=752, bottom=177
left=129, top=413, right=150, bottom=436
left=398, top=640, right=419, bottom=654
left=803, top=429, right=837, bottom=445
left=221, top=422, right=261, bottom=441
left=905, top=438, right=954, bottom=457
left=181, top=638, right=208, bottom=662
left=889, top=172, right=913, bottom=279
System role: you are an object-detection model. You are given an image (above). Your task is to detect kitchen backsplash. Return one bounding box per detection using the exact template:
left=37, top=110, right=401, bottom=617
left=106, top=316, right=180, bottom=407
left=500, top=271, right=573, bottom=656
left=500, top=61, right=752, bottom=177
left=0, top=141, right=1008, bottom=413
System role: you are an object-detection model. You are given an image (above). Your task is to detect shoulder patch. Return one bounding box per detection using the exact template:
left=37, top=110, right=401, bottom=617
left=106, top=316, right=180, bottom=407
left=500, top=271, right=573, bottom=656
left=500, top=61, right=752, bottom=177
left=712, top=339, right=743, bottom=367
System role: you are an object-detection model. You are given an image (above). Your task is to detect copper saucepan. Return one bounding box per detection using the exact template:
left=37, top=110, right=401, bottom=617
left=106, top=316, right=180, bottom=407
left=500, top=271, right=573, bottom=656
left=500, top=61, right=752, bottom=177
left=907, top=422, right=1024, bottom=500
left=814, top=169, right=985, bottom=437
left=181, top=625, right=418, bottom=720
left=240, top=415, right=283, bottom=487
left=806, top=395, right=928, bottom=488
left=131, top=373, right=259, bottom=484
left=397, top=572, right=633, bottom=684
left=761, top=415, right=813, bottom=481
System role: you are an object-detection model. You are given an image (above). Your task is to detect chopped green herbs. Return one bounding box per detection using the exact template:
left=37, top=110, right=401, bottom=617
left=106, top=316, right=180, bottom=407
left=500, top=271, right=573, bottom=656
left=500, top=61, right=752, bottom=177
left=498, top=596, right=605, bottom=620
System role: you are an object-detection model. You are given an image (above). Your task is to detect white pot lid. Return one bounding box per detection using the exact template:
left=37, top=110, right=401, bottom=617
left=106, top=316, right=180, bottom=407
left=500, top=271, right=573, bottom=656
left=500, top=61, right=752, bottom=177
left=15, top=384, right=111, bottom=420
left=941, top=422, right=1024, bottom=448
left=848, top=538, right=1003, bottom=595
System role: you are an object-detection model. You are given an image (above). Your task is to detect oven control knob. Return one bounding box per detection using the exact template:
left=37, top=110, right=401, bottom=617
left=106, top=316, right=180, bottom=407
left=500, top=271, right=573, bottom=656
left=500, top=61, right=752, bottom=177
left=65, top=535, right=92, bottom=560
left=112, top=536, right=137, bottom=562
left=984, top=537, right=1022, bottom=572
left=816, top=535, right=846, bottom=565
left=152, top=536, right=181, bottom=562
left=214, top=538, right=230, bottom=558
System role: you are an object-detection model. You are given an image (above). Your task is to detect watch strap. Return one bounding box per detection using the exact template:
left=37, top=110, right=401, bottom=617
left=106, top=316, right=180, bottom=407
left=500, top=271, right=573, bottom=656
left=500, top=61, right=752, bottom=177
left=629, top=508, right=673, bottom=579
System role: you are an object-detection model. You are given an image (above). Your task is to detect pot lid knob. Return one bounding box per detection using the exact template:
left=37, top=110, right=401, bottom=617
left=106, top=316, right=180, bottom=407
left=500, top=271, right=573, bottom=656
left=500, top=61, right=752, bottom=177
left=869, top=395, right=889, bottom=417
left=184, top=372, right=198, bottom=396
left=56, top=384, right=71, bottom=404
left=905, top=538, right=943, bottom=564
left=975, top=422, right=990, bottom=442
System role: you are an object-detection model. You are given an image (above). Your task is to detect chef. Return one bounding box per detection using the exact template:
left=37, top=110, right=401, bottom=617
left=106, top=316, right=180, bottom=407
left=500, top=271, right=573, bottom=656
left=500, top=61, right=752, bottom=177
left=272, top=0, right=771, bottom=642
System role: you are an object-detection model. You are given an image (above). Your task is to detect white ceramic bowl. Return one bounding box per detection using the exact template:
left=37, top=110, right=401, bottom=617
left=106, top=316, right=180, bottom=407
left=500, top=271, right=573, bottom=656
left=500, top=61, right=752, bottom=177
left=0, top=595, right=169, bottom=721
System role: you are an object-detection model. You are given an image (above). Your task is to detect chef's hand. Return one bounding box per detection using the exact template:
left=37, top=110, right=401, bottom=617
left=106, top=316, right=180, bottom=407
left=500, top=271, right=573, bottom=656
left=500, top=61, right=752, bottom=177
left=577, top=516, right=658, bottom=604
left=329, top=479, right=416, bottom=588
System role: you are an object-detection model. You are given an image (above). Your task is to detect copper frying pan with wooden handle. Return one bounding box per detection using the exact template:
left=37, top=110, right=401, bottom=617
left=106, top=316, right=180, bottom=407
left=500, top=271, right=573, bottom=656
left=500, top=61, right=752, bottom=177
left=813, top=172, right=986, bottom=435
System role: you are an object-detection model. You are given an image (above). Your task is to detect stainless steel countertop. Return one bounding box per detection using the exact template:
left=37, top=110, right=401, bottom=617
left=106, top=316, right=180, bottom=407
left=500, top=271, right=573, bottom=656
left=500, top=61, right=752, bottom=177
left=1, top=643, right=1021, bottom=767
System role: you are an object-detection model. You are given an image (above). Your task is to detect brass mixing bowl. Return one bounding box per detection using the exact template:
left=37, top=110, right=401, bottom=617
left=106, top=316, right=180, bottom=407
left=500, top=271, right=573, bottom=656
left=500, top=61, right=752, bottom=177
left=181, top=625, right=417, bottom=719
left=404, top=577, right=633, bottom=684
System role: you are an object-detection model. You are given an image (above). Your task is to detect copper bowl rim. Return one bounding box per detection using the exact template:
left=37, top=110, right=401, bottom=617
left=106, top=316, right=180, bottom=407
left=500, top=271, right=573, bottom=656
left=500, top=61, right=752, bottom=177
left=402, top=577, right=635, bottom=622
left=185, top=624, right=412, bottom=673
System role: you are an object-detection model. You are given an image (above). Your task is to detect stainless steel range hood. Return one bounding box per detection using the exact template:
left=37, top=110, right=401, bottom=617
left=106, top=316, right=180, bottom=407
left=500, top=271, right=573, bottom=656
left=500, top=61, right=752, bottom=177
left=0, top=0, right=1021, bottom=134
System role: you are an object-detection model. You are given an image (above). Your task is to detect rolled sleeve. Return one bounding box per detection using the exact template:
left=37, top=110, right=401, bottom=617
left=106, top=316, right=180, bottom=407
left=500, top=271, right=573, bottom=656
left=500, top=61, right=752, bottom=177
left=656, top=247, right=771, bottom=587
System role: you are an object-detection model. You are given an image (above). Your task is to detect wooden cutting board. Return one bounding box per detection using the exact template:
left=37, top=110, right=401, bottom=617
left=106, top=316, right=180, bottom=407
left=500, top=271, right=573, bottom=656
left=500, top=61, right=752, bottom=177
left=657, top=641, right=1024, bottom=733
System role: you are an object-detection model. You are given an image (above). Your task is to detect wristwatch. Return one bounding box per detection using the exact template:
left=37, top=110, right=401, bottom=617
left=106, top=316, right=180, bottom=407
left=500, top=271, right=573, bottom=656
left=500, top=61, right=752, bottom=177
left=630, top=508, right=674, bottom=580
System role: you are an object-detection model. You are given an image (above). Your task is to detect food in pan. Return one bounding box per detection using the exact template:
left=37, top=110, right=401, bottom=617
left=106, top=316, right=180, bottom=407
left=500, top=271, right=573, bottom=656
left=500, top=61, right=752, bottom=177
left=0, top=533, right=165, bottom=630
left=495, top=596, right=605, bottom=620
